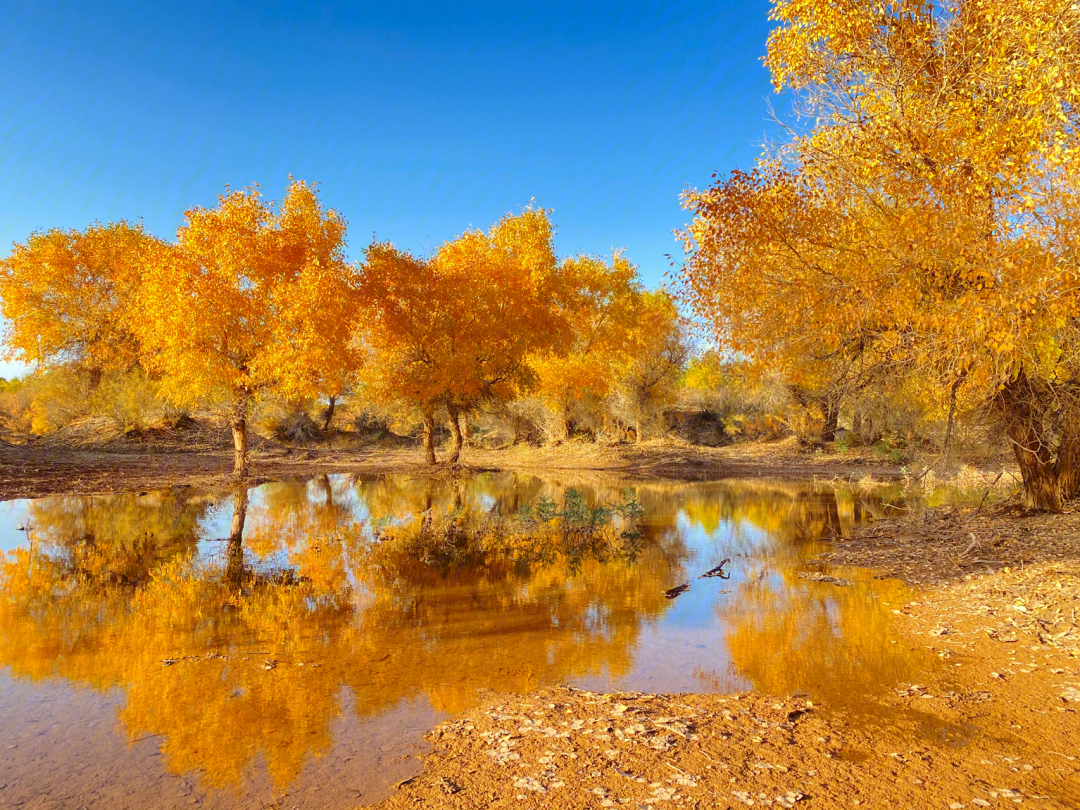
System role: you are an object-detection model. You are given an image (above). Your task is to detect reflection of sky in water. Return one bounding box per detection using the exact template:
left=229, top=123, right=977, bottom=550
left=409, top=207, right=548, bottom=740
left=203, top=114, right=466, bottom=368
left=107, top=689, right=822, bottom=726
left=0, top=499, right=31, bottom=552
left=573, top=511, right=776, bottom=692
left=0, top=474, right=938, bottom=804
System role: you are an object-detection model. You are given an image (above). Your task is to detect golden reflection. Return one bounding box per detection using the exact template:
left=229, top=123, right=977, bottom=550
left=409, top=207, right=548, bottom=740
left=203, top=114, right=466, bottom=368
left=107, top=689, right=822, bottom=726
left=0, top=475, right=922, bottom=792
left=721, top=570, right=935, bottom=710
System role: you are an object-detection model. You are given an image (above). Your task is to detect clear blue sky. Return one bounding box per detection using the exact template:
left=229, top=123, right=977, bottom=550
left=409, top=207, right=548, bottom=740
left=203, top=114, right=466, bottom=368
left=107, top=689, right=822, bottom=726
left=0, top=0, right=781, bottom=379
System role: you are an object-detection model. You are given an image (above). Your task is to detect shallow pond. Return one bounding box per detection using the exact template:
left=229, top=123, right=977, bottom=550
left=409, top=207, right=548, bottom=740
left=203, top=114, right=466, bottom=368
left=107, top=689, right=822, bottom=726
left=0, top=473, right=938, bottom=808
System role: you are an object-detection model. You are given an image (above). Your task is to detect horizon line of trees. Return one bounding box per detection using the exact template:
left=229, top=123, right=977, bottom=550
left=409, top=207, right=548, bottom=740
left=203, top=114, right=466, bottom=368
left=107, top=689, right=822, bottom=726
left=5, top=0, right=1080, bottom=513
left=0, top=183, right=688, bottom=475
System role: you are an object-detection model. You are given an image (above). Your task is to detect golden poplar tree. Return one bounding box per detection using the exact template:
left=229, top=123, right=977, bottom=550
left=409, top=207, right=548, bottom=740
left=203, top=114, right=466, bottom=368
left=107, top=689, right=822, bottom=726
left=531, top=252, right=642, bottom=440
left=0, top=222, right=161, bottom=377
left=681, top=0, right=1080, bottom=509
left=358, top=207, right=571, bottom=465
left=615, top=290, right=688, bottom=442
left=135, top=180, right=359, bottom=477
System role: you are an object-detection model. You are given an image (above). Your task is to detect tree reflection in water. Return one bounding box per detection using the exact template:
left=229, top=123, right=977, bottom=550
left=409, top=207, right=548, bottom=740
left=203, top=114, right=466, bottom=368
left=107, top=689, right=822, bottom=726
left=0, top=474, right=929, bottom=793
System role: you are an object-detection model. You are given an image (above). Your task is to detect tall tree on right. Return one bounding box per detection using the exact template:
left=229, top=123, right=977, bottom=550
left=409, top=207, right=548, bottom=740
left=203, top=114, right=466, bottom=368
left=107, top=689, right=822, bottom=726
left=681, top=0, right=1080, bottom=510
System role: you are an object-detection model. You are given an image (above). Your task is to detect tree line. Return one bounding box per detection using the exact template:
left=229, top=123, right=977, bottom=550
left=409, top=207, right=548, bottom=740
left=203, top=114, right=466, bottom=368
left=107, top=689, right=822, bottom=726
left=3, top=0, right=1079, bottom=512
left=0, top=184, right=686, bottom=475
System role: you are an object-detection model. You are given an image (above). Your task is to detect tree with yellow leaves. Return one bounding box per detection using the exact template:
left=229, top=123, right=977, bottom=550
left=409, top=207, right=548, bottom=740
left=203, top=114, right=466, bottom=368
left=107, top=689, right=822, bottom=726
left=613, top=290, right=688, bottom=442
left=357, top=207, right=572, bottom=465
left=0, top=222, right=161, bottom=378
left=531, top=252, right=641, bottom=441
left=134, top=180, right=360, bottom=478
left=681, top=0, right=1080, bottom=509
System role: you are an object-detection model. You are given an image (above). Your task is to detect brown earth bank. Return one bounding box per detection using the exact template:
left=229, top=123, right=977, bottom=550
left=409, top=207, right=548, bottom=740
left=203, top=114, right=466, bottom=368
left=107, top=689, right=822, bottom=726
left=0, top=434, right=920, bottom=502
left=372, top=506, right=1080, bottom=810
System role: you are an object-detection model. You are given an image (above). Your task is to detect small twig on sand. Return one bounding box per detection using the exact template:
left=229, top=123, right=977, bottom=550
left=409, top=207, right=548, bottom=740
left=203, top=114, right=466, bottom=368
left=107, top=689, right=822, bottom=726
left=974, top=471, right=1005, bottom=517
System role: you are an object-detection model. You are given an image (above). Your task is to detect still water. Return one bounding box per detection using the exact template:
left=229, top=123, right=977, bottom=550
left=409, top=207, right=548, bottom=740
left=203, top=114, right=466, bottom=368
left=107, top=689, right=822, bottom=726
left=0, top=474, right=933, bottom=808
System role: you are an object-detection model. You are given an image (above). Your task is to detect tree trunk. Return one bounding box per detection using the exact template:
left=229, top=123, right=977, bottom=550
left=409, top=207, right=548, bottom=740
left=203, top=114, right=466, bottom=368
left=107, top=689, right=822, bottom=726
left=821, top=399, right=840, bottom=443
left=322, top=395, right=337, bottom=432
left=635, top=405, right=644, bottom=444
left=231, top=410, right=249, bottom=479
left=942, top=374, right=966, bottom=465
left=1009, top=421, right=1062, bottom=512
left=1055, top=411, right=1080, bottom=502
left=561, top=402, right=572, bottom=442
left=421, top=408, right=437, bottom=465
left=225, top=484, right=249, bottom=585
left=996, top=372, right=1066, bottom=511
left=447, top=405, right=464, bottom=465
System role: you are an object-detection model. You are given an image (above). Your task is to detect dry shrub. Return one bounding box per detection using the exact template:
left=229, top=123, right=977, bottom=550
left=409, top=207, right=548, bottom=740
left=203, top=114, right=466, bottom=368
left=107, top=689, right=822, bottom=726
left=784, top=403, right=825, bottom=446
left=353, top=411, right=392, bottom=437
left=0, top=369, right=197, bottom=439
left=274, top=408, right=320, bottom=444
left=471, top=399, right=546, bottom=448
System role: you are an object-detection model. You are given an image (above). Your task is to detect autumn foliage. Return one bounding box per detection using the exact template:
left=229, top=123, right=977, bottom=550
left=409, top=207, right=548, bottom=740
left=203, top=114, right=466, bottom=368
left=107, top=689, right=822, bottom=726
left=1, top=186, right=686, bottom=471
left=681, top=0, right=1080, bottom=509
left=357, top=208, right=573, bottom=464
left=133, top=181, right=359, bottom=477
left=0, top=222, right=161, bottom=375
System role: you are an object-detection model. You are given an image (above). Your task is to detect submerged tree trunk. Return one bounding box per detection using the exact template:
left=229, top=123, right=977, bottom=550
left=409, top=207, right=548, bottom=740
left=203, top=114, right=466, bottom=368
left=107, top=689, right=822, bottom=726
left=322, top=395, right=338, bottom=432
left=447, top=404, right=464, bottom=465
left=421, top=407, right=437, bottom=465
left=225, top=484, right=249, bottom=585
left=231, top=404, right=250, bottom=479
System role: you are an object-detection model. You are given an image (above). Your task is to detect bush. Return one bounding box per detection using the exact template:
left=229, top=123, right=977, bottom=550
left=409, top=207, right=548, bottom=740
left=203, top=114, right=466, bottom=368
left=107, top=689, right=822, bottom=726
left=353, top=411, right=392, bottom=437
left=784, top=403, right=825, bottom=447
left=272, top=407, right=320, bottom=444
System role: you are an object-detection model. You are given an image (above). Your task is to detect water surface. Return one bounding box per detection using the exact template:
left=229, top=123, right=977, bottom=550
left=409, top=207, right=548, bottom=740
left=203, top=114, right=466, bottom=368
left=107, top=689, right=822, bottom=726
left=0, top=473, right=934, bottom=808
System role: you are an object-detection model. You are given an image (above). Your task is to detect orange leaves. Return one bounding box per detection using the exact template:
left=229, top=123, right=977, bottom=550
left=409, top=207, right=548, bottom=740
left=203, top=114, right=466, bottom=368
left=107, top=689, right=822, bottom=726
left=356, top=206, right=569, bottom=416
left=0, top=222, right=161, bottom=372
left=682, top=0, right=1080, bottom=417
left=133, top=181, right=359, bottom=410
left=532, top=252, right=642, bottom=411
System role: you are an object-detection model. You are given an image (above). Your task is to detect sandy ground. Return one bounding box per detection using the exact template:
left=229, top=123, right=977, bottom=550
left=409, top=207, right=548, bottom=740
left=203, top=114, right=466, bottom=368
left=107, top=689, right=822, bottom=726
left=0, top=434, right=912, bottom=502
left=373, top=505, right=1080, bottom=810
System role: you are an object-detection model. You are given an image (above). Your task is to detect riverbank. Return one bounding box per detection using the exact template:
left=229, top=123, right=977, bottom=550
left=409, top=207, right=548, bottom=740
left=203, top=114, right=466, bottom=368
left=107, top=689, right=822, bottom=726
left=373, top=504, right=1080, bottom=810
left=0, top=434, right=991, bottom=502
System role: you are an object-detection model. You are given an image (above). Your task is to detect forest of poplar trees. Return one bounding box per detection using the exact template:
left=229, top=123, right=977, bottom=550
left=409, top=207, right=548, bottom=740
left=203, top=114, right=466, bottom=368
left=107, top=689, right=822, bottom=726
left=2, top=0, right=1079, bottom=512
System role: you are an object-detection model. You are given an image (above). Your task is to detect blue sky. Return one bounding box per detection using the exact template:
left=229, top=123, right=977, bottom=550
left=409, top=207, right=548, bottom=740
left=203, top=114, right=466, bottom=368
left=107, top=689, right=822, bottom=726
left=0, top=0, right=781, bottom=379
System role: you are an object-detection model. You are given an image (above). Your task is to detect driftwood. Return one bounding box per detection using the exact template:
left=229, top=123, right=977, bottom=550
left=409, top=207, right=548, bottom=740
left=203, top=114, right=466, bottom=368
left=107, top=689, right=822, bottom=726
left=663, top=583, right=690, bottom=599
left=700, top=558, right=731, bottom=578
left=797, top=571, right=853, bottom=587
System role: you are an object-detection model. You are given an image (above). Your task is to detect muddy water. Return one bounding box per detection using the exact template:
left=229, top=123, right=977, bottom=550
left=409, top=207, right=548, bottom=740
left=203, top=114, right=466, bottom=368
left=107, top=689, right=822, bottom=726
left=0, top=474, right=935, bottom=808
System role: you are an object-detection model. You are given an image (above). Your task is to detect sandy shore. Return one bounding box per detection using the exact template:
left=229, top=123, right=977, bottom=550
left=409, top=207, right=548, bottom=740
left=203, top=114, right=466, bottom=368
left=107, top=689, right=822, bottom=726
left=0, top=435, right=915, bottom=502
left=373, top=504, right=1080, bottom=810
